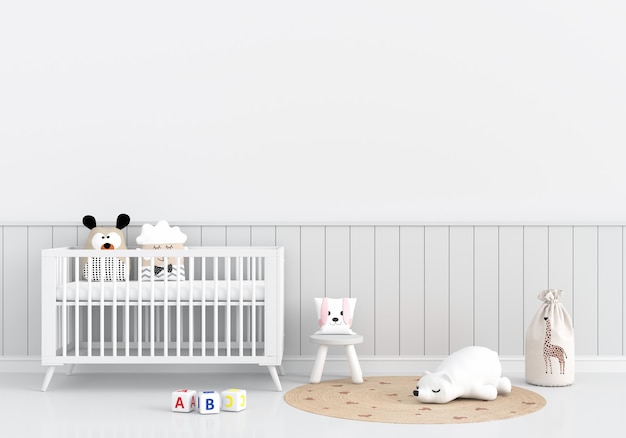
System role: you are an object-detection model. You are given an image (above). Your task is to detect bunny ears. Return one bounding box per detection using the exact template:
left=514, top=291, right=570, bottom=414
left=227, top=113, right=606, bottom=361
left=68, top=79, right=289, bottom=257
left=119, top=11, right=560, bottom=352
left=314, top=297, right=357, bottom=335
left=318, top=297, right=353, bottom=327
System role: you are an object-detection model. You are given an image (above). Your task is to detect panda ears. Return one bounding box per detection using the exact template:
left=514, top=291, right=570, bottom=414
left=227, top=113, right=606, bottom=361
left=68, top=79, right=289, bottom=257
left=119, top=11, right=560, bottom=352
left=82, top=214, right=130, bottom=231
left=116, top=214, right=131, bottom=230
left=83, top=215, right=97, bottom=230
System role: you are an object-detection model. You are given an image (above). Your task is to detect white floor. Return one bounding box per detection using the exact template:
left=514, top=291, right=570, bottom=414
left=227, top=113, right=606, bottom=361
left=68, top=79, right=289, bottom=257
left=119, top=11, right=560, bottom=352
left=2, top=369, right=625, bottom=438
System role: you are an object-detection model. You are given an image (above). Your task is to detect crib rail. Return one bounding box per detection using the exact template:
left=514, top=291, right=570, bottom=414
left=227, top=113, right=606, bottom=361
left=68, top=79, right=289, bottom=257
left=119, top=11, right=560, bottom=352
left=41, top=246, right=284, bottom=390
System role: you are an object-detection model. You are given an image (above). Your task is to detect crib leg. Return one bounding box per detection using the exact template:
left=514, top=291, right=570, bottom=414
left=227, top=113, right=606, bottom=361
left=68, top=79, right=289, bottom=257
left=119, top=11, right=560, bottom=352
left=267, top=366, right=282, bottom=392
left=41, top=366, right=56, bottom=392
left=66, top=364, right=75, bottom=376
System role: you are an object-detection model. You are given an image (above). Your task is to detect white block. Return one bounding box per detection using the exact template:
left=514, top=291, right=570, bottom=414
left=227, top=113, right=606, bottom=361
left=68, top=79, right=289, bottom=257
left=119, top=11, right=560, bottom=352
left=221, top=388, right=246, bottom=412
left=198, top=390, right=221, bottom=414
left=171, top=389, right=197, bottom=412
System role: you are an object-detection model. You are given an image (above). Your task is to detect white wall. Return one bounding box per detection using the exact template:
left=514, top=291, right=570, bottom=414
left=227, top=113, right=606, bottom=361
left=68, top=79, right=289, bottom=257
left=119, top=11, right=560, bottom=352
left=1, top=1, right=625, bottom=224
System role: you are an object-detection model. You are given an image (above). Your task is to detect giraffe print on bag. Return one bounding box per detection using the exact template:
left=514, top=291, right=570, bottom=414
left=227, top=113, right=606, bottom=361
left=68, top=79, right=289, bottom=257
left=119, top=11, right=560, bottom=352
left=543, top=317, right=567, bottom=374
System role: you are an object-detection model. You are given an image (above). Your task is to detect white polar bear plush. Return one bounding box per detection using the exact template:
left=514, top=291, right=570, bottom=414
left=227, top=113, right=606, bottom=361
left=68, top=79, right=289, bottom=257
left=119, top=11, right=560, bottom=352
left=413, top=346, right=512, bottom=404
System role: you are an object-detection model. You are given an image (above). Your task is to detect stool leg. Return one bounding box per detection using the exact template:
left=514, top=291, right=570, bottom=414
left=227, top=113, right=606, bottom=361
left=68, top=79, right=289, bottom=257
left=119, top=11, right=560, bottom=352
left=310, top=344, right=329, bottom=383
left=345, top=344, right=363, bottom=384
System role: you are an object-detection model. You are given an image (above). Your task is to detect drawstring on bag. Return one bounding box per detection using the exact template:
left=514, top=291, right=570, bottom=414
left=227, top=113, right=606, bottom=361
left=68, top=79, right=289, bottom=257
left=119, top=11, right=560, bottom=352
left=525, top=289, right=575, bottom=387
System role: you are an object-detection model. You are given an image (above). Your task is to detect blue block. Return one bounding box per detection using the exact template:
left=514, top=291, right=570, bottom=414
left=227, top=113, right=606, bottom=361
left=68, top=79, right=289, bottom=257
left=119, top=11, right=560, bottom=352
left=198, top=390, right=221, bottom=414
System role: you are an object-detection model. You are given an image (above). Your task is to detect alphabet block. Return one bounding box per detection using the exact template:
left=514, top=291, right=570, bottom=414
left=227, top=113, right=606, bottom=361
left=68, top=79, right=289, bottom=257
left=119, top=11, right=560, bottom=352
left=171, top=389, right=197, bottom=412
left=198, top=390, right=221, bottom=414
left=221, top=388, right=246, bottom=412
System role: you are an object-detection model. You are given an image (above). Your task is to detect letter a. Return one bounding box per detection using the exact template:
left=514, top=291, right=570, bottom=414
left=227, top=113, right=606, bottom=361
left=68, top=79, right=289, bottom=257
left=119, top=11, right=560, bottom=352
left=175, top=397, right=185, bottom=409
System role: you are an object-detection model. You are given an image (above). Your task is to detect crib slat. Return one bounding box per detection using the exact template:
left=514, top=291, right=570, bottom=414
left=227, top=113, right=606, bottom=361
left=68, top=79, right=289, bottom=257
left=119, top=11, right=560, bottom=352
left=166, top=256, right=178, bottom=357
left=61, top=257, right=67, bottom=358
left=124, top=258, right=130, bottom=357
left=138, top=255, right=143, bottom=358
left=137, top=257, right=143, bottom=357
left=87, top=258, right=93, bottom=357
left=177, top=255, right=184, bottom=357
left=175, top=256, right=182, bottom=358
left=150, top=257, right=156, bottom=358
left=188, top=257, right=194, bottom=357
left=201, top=257, right=206, bottom=357
left=213, top=257, right=218, bottom=357
left=211, top=257, right=214, bottom=357
left=163, top=256, right=169, bottom=358
left=112, top=259, right=117, bottom=358
left=226, top=257, right=231, bottom=357
left=239, top=257, right=244, bottom=357
left=252, top=257, right=257, bottom=357
left=99, top=261, right=105, bottom=357
left=235, top=257, right=243, bottom=356
left=74, top=257, right=80, bottom=358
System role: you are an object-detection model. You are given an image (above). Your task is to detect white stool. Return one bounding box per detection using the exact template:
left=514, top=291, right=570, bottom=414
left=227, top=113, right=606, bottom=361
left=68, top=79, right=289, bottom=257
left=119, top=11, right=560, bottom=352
left=309, top=334, right=364, bottom=384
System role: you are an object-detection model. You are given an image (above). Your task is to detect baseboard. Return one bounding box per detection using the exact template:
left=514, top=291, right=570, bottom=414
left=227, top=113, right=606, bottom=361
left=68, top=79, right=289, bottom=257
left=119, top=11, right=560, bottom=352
left=3, top=355, right=626, bottom=375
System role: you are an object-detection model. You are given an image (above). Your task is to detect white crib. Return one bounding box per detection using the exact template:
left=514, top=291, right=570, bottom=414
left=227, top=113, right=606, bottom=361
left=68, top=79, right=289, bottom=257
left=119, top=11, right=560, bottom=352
left=41, top=246, right=284, bottom=391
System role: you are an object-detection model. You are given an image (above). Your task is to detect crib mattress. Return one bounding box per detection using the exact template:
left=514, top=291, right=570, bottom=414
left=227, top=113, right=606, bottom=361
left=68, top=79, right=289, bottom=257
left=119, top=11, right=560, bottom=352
left=56, top=280, right=266, bottom=302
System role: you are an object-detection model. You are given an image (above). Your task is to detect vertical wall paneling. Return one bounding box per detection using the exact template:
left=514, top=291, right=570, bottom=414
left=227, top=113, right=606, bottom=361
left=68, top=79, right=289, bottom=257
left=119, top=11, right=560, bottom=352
left=325, top=227, right=350, bottom=298
left=0, top=227, right=4, bottom=354
left=548, top=227, right=574, bottom=313
left=51, top=226, right=78, bottom=248
left=126, top=225, right=142, bottom=247
left=4, top=222, right=626, bottom=362
left=27, top=227, right=52, bottom=356
left=2, top=227, right=28, bottom=355
left=201, top=227, right=226, bottom=246
left=448, top=227, right=474, bottom=352
left=474, top=227, right=499, bottom=351
left=276, top=227, right=301, bottom=356
left=180, top=227, right=203, bottom=289
left=226, top=226, right=251, bottom=246
left=623, top=228, right=626, bottom=355
left=374, top=227, right=400, bottom=356
left=77, top=226, right=90, bottom=248
left=424, top=227, right=450, bottom=355
left=399, top=226, right=425, bottom=356
left=598, top=227, right=622, bottom=355
left=498, top=227, right=524, bottom=355
left=573, top=226, right=599, bottom=355
left=523, top=227, right=549, bottom=338
left=251, top=227, right=276, bottom=246
left=300, top=227, right=325, bottom=356
left=179, top=226, right=202, bottom=246
left=350, top=227, right=375, bottom=355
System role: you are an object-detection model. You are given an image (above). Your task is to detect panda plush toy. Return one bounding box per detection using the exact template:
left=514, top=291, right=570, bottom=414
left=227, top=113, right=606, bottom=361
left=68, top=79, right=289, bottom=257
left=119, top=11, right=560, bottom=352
left=81, top=214, right=130, bottom=281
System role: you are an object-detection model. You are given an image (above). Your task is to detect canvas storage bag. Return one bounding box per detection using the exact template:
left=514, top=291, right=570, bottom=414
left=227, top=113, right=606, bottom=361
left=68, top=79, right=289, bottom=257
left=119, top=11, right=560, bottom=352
left=525, top=289, right=575, bottom=386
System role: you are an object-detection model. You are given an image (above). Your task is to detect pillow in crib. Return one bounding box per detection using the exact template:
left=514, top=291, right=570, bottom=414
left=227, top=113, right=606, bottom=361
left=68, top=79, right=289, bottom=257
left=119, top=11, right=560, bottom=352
left=136, top=220, right=188, bottom=281
left=314, top=297, right=357, bottom=335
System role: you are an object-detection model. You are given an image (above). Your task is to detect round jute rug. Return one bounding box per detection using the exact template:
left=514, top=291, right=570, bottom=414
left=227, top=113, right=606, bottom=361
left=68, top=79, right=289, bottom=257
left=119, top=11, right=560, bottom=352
left=284, top=376, right=546, bottom=424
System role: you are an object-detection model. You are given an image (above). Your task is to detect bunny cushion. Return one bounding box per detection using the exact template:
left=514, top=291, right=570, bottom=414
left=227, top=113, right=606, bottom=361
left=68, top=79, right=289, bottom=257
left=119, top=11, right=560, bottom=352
left=314, top=297, right=356, bottom=335
left=413, top=346, right=512, bottom=404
